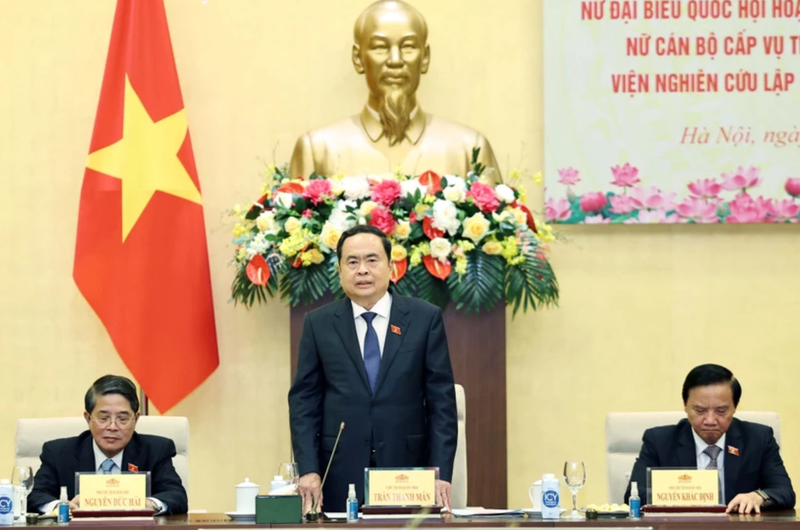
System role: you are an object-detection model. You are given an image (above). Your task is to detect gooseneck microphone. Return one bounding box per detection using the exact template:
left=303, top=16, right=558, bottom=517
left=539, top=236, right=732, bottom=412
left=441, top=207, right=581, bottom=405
left=306, top=422, right=345, bottom=522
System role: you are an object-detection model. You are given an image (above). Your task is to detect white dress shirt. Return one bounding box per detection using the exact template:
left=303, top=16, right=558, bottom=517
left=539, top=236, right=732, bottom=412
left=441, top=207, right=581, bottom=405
left=692, top=429, right=726, bottom=502
left=351, top=291, right=392, bottom=358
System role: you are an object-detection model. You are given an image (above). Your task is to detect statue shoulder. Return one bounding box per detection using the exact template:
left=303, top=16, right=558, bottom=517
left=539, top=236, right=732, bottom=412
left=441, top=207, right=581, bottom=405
left=425, top=113, right=492, bottom=146
left=299, top=115, right=364, bottom=145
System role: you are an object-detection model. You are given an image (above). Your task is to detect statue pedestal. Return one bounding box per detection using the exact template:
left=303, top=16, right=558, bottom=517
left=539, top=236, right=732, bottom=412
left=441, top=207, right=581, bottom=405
left=289, top=298, right=507, bottom=509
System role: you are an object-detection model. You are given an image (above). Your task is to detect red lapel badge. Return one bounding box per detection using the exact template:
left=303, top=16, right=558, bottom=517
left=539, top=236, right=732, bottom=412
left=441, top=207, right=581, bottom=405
left=728, top=446, right=740, bottom=456
left=128, top=463, right=139, bottom=472
left=390, top=325, right=401, bottom=335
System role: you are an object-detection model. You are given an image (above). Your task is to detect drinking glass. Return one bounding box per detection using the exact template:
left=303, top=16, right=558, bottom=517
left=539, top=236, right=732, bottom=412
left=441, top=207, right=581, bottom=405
left=562, top=461, right=586, bottom=520
left=11, top=466, right=33, bottom=516
left=278, top=462, right=299, bottom=488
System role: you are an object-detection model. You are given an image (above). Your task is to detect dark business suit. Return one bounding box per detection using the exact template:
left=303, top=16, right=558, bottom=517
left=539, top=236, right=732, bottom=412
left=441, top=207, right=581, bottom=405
left=625, top=418, right=795, bottom=509
left=289, top=295, right=457, bottom=510
left=27, top=430, right=188, bottom=515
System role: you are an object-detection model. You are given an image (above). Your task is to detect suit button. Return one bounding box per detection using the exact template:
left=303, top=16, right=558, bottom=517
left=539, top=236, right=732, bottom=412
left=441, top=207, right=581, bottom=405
left=364, top=439, right=370, bottom=446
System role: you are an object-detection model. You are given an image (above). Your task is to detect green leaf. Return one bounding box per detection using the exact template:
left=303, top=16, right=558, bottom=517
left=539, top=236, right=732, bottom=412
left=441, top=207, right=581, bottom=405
left=447, top=251, right=504, bottom=313
left=410, top=265, right=450, bottom=310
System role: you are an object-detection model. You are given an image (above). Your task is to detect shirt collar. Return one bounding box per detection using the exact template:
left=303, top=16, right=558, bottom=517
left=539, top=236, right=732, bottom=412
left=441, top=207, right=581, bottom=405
left=691, top=429, right=726, bottom=457
left=351, top=291, right=392, bottom=321
left=360, top=104, right=426, bottom=145
left=92, top=439, right=124, bottom=472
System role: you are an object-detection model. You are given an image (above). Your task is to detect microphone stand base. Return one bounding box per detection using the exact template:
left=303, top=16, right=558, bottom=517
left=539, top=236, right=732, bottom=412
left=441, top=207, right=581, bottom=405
left=305, top=511, right=319, bottom=523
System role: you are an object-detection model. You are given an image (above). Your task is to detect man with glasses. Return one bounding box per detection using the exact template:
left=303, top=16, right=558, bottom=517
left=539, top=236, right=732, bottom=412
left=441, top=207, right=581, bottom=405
left=27, top=375, right=187, bottom=515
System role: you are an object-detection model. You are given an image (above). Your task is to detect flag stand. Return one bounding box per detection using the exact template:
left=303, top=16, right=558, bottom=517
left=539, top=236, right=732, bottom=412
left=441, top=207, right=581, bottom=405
left=140, top=389, right=149, bottom=415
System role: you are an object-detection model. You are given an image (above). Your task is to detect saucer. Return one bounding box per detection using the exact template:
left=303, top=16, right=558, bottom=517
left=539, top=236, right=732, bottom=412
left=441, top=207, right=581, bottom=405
left=522, top=508, right=566, bottom=517
left=225, top=511, right=256, bottom=521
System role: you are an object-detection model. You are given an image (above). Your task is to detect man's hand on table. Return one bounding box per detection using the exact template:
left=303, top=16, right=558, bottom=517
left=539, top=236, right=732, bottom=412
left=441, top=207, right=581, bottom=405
left=298, top=472, right=323, bottom=514
left=435, top=480, right=451, bottom=511
left=726, top=492, right=765, bottom=515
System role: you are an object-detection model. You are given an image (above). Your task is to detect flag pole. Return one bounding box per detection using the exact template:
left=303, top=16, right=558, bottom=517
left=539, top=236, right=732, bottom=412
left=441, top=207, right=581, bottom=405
left=140, top=388, right=149, bottom=415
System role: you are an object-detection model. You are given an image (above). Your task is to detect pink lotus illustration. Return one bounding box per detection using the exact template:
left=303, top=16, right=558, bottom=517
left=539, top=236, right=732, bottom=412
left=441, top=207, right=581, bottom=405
left=687, top=178, right=722, bottom=199
left=785, top=178, right=800, bottom=198
left=720, top=166, right=761, bottom=193
left=545, top=197, right=571, bottom=222
left=557, top=167, right=581, bottom=186
left=636, top=209, right=679, bottom=224
left=726, top=193, right=771, bottom=223
left=630, top=186, right=677, bottom=211
left=610, top=163, right=640, bottom=188
left=579, top=192, right=608, bottom=213
left=676, top=197, right=719, bottom=223
left=584, top=215, right=610, bottom=224
left=768, top=199, right=800, bottom=222
left=609, top=194, right=637, bottom=214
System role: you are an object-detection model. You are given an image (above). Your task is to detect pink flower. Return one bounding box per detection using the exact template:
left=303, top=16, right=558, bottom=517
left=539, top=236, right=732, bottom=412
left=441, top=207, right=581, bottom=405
left=557, top=167, right=580, bottom=186
left=609, top=194, right=637, bottom=214
left=768, top=199, right=800, bottom=222
left=579, top=192, right=607, bottom=213
left=368, top=206, right=397, bottom=234
left=610, top=163, right=640, bottom=188
left=785, top=177, right=800, bottom=198
left=720, top=166, right=761, bottom=192
left=371, top=179, right=402, bottom=207
left=630, top=186, right=676, bottom=211
left=687, top=178, right=722, bottom=199
left=545, top=197, right=571, bottom=222
left=676, top=197, right=719, bottom=223
left=467, top=182, right=500, bottom=213
left=301, top=179, right=333, bottom=205
left=409, top=212, right=418, bottom=224
left=584, top=215, right=610, bottom=224
left=636, top=209, right=679, bottom=223
left=302, top=209, right=313, bottom=219
left=726, top=193, right=771, bottom=223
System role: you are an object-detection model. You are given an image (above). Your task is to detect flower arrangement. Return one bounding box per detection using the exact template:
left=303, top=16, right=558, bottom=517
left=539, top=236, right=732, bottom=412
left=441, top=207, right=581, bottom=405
left=547, top=165, right=800, bottom=224
left=230, top=149, right=559, bottom=314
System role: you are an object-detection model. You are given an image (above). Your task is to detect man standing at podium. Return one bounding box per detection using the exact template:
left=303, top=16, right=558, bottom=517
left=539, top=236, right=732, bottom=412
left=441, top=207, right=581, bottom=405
left=289, top=225, right=457, bottom=513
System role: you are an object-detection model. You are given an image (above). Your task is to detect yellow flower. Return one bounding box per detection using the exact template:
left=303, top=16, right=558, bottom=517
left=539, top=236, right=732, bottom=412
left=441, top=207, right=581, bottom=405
left=236, top=246, right=247, bottom=261
left=535, top=221, right=556, bottom=243
left=443, top=186, right=465, bottom=202
left=319, top=223, right=343, bottom=250
left=409, top=242, right=430, bottom=267
left=501, top=236, right=519, bottom=262
left=518, top=184, right=528, bottom=203
left=331, top=181, right=345, bottom=197
left=394, top=221, right=411, bottom=240
left=422, top=194, right=436, bottom=204
left=532, top=172, right=543, bottom=186
left=284, top=217, right=302, bottom=234
left=505, top=207, right=527, bottom=227
left=331, top=172, right=345, bottom=182
left=508, top=168, right=521, bottom=183
left=279, top=229, right=317, bottom=258
left=462, top=212, right=491, bottom=243
left=391, top=245, right=408, bottom=262
left=455, top=256, right=468, bottom=275
left=301, top=248, right=325, bottom=266
left=232, top=223, right=250, bottom=238
left=256, top=211, right=275, bottom=233
left=482, top=240, right=503, bottom=255
left=360, top=201, right=378, bottom=216
left=414, top=203, right=429, bottom=216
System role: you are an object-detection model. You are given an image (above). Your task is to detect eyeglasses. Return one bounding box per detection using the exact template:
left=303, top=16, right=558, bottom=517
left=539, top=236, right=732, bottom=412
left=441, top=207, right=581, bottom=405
left=89, top=415, right=134, bottom=428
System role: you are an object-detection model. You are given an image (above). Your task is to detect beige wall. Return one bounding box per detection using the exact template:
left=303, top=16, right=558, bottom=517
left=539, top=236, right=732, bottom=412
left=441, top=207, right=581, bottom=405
left=1, top=0, right=797, bottom=513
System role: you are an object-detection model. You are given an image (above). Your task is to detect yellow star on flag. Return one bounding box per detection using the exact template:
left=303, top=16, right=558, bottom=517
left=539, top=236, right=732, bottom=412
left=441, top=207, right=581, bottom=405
left=86, top=75, right=202, bottom=241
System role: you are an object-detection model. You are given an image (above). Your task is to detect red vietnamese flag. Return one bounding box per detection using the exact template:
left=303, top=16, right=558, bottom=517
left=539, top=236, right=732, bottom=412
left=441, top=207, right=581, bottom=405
left=74, top=0, right=218, bottom=411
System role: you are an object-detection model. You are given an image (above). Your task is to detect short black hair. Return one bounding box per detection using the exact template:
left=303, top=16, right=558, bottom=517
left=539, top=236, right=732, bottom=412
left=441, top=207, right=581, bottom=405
left=85, top=375, right=140, bottom=414
left=336, top=224, right=392, bottom=263
left=682, top=364, right=741, bottom=407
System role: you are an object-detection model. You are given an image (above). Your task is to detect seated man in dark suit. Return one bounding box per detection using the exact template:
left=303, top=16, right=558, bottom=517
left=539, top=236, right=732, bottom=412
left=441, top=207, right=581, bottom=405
left=27, top=375, right=187, bottom=515
left=625, top=364, right=795, bottom=514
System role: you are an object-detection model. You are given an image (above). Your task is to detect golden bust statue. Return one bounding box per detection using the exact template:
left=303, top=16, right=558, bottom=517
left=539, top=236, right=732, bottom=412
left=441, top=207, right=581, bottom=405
left=289, top=0, right=500, bottom=183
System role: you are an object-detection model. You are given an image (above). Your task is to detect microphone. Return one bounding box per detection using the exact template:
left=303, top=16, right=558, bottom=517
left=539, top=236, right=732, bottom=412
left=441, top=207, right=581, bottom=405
left=306, top=421, right=345, bottom=522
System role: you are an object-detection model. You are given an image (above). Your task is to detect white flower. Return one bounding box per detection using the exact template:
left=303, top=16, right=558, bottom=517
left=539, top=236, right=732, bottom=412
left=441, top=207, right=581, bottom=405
left=247, top=232, right=269, bottom=256
left=256, top=211, right=277, bottom=234
left=495, top=184, right=516, bottom=204
left=432, top=199, right=461, bottom=236
left=442, top=186, right=465, bottom=203
left=400, top=178, right=427, bottom=198
left=328, top=208, right=356, bottom=231
left=429, top=238, right=452, bottom=262
left=275, top=192, right=294, bottom=210
left=340, top=176, right=371, bottom=200
left=336, top=199, right=358, bottom=211
left=442, top=175, right=467, bottom=191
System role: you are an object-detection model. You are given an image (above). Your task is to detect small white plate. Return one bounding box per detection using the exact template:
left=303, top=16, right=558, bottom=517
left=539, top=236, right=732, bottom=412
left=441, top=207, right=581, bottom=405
left=522, top=508, right=566, bottom=517
left=225, top=511, right=256, bottom=521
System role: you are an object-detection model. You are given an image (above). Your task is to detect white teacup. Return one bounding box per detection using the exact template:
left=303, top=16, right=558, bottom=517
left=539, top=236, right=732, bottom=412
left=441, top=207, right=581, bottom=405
left=235, top=478, right=259, bottom=514
left=528, top=480, right=542, bottom=510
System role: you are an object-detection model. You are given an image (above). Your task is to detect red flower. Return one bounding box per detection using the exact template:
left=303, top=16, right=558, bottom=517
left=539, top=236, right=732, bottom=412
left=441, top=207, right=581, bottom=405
left=419, top=170, right=443, bottom=195
left=277, top=182, right=304, bottom=194
left=246, top=255, right=271, bottom=285
left=423, top=255, right=451, bottom=280
left=302, top=209, right=313, bottom=219
left=409, top=212, right=418, bottom=224
left=579, top=192, right=608, bottom=213
left=371, top=179, right=402, bottom=207
left=301, top=179, right=333, bottom=205
left=369, top=207, right=397, bottom=235
left=391, top=258, right=408, bottom=283
left=422, top=216, right=445, bottom=239
left=467, top=182, right=500, bottom=213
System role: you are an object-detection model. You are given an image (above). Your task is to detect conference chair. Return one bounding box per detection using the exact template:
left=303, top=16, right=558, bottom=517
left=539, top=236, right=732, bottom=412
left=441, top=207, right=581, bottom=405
left=452, top=383, right=468, bottom=509
left=605, top=411, right=781, bottom=504
left=15, top=416, right=190, bottom=497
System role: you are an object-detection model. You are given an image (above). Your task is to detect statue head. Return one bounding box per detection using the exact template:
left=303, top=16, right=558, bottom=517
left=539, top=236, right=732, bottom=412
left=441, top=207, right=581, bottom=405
left=352, top=0, right=430, bottom=145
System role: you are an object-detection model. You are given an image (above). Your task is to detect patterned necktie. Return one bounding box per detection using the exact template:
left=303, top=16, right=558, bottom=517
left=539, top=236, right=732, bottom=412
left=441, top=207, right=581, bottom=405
left=100, top=458, right=115, bottom=474
left=703, top=445, right=722, bottom=469
left=361, top=312, right=381, bottom=393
